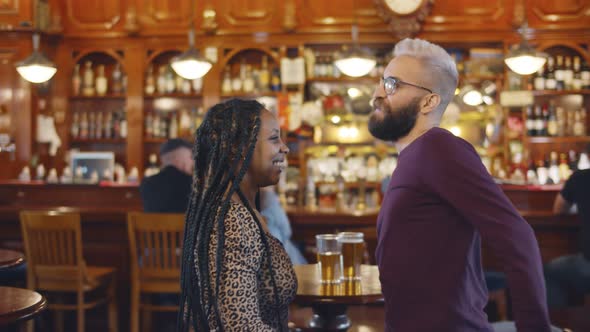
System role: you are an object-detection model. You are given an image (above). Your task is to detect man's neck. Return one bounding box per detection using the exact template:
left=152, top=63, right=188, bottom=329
left=394, top=124, right=436, bottom=154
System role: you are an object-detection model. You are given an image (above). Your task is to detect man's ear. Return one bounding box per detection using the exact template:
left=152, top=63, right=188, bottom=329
left=420, top=94, right=441, bottom=115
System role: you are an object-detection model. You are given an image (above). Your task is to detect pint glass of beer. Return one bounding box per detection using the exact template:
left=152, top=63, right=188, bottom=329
left=316, top=234, right=342, bottom=284
left=338, top=232, right=364, bottom=281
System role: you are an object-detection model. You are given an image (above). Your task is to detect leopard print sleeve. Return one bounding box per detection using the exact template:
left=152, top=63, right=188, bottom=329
left=211, top=203, right=276, bottom=331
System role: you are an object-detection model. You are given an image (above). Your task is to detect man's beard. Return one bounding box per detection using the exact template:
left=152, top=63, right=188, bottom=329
left=368, top=97, right=421, bottom=142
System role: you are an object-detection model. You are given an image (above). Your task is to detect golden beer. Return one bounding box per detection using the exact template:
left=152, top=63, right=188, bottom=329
left=318, top=251, right=342, bottom=283
left=338, top=232, right=364, bottom=281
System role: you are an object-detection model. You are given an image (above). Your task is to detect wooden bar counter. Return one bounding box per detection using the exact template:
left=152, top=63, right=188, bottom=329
left=0, top=181, right=581, bottom=328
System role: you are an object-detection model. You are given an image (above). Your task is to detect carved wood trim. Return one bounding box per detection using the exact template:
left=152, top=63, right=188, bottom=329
left=0, top=0, right=19, bottom=14
left=71, top=49, right=126, bottom=72
left=536, top=41, right=590, bottom=62
left=65, top=0, right=122, bottom=30
left=219, top=47, right=280, bottom=69
left=532, top=3, right=590, bottom=22
left=144, top=48, right=182, bottom=67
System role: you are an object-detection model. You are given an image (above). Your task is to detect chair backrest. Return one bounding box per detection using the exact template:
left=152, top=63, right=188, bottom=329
left=19, top=210, right=85, bottom=290
left=127, top=212, right=185, bottom=284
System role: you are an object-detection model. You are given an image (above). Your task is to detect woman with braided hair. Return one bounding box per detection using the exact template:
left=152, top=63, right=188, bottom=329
left=177, top=99, right=297, bottom=331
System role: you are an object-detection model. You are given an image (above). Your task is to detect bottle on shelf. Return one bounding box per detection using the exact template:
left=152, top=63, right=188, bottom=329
left=221, top=67, right=232, bottom=94
left=95, top=64, right=108, bottom=96
left=581, top=59, right=590, bottom=89
left=104, top=111, right=113, bottom=139
left=181, top=78, right=192, bottom=94
left=88, top=112, right=96, bottom=138
left=232, top=63, right=243, bottom=93
left=95, top=112, right=103, bottom=139
left=243, top=64, right=255, bottom=93
left=554, top=55, right=565, bottom=90
left=533, top=65, right=545, bottom=91
left=156, top=66, right=167, bottom=94
left=71, top=112, right=80, bottom=138
left=169, top=112, right=178, bottom=139
left=548, top=151, right=560, bottom=184
left=165, top=67, right=175, bottom=94
left=145, top=112, right=153, bottom=138
left=525, top=105, right=535, bottom=136
left=563, top=56, right=574, bottom=90
left=259, top=55, right=270, bottom=92
left=120, top=112, right=128, bottom=138
left=559, top=153, right=572, bottom=181
left=111, top=63, right=123, bottom=94
left=547, top=101, right=558, bottom=137
left=544, top=57, right=556, bottom=90
left=72, top=64, right=81, bottom=96
left=573, top=109, right=586, bottom=136
left=572, top=56, right=583, bottom=90
left=556, top=106, right=566, bottom=137
left=145, top=65, right=156, bottom=95
left=144, top=153, right=160, bottom=177
left=533, top=105, right=544, bottom=137
left=270, top=66, right=281, bottom=92
left=82, top=61, right=95, bottom=96
left=79, top=111, right=89, bottom=139
left=192, top=77, right=203, bottom=94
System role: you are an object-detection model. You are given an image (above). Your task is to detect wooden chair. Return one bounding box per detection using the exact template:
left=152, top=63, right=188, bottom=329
left=127, top=212, right=185, bottom=332
left=19, top=210, right=118, bottom=332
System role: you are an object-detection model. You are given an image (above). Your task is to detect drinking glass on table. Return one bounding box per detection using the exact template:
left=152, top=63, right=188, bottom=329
left=316, top=234, right=342, bottom=284
left=338, top=232, right=364, bottom=281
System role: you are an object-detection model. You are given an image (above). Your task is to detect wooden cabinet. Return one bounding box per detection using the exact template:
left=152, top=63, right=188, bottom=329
left=0, top=0, right=35, bottom=29
left=59, top=0, right=128, bottom=36
left=424, top=0, right=512, bottom=35
left=528, top=0, right=590, bottom=31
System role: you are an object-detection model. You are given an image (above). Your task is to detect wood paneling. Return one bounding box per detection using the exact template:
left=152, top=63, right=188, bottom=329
left=133, top=0, right=192, bottom=35
left=0, top=0, right=33, bottom=29
left=528, top=0, right=590, bottom=30
left=296, top=0, right=385, bottom=34
left=424, top=0, right=512, bottom=33
left=60, top=0, right=125, bottom=35
left=214, top=0, right=283, bottom=34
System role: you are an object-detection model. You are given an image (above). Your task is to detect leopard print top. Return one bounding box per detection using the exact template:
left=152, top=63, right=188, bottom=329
left=194, top=201, right=298, bottom=331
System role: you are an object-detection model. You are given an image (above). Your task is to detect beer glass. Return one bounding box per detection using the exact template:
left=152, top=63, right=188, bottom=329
left=338, top=232, right=364, bottom=281
left=316, top=234, right=342, bottom=284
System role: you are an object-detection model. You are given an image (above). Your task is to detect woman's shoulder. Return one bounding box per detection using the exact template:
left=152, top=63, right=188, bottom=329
left=225, top=201, right=261, bottom=235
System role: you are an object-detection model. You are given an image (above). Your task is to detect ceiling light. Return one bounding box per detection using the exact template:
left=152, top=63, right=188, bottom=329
left=504, top=22, right=547, bottom=75
left=334, top=25, right=376, bottom=77
left=15, top=33, right=57, bottom=84
left=171, top=29, right=212, bottom=80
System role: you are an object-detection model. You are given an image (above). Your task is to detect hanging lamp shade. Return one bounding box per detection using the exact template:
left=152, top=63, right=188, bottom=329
left=334, top=25, right=376, bottom=77
left=504, top=22, right=547, bottom=76
left=170, top=29, right=212, bottom=80
left=15, top=33, right=57, bottom=84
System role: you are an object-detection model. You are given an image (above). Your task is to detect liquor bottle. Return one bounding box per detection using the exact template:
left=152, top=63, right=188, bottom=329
left=82, top=61, right=95, bottom=96
left=104, top=111, right=113, bottom=138
left=533, top=65, right=545, bottom=91
left=547, top=101, right=558, bottom=137
left=232, top=64, right=243, bottom=92
left=192, top=77, right=202, bottom=94
left=156, top=66, right=167, bottom=94
left=159, top=113, right=167, bottom=138
left=325, top=54, right=334, bottom=78
left=111, top=63, right=123, bottom=94
left=573, top=109, right=586, bottom=136
left=258, top=55, right=270, bottom=92
left=95, top=112, right=103, bottom=139
left=181, top=78, right=191, bottom=94
left=221, top=68, right=232, bottom=95
left=145, top=65, right=156, bottom=95
left=548, top=151, right=560, bottom=184
left=563, top=56, right=573, bottom=90
left=568, top=150, right=578, bottom=172
left=581, top=59, right=590, bottom=89
left=559, top=153, right=571, bottom=182
left=144, top=154, right=160, bottom=177
left=88, top=112, right=96, bottom=138
left=556, top=106, right=566, bottom=137
left=153, top=113, right=161, bottom=138
left=534, top=105, right=543, bottom=137
left=525, top=105, right=535, bottom=136
left=544, top=57, right=556, bottom=90
left=71, top=112, right=80, bottom=138
left=95, top=65, right=108, bottom=96
left=536, top=158, right=549, bottom=185
left=242, top=65, right=255, bottom=93
left=113, top=112, right=121, bottom=138
left=270, top=67, right=281, bottom=92
left=572, top=56, right=583, bottom=90
left=541, top=105, right=549, bottom=136
left=526, top=160, right=538, bottom=184
left=175, top=73, right=184, bottom=93
left=554, top=55, right=565, bottom=90
left=79, top=111, right=89, bottom=139
left=120, top=112, right=127, bottom=138
left=72, top=64, right=81, bottom=96
left=165, top=67, right=175, bottom=93
left=169, top=112, right=178, bottom=139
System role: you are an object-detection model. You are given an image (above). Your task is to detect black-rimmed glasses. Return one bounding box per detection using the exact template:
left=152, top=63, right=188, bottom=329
left=381, top=76, right=433, bottom=96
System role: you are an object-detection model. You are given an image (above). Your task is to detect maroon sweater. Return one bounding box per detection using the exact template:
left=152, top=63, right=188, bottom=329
left=375, top=127, right=550, bottom=332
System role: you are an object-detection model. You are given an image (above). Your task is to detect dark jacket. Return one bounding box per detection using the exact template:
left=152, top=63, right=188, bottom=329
left=139, top=166, right=192, bottom=213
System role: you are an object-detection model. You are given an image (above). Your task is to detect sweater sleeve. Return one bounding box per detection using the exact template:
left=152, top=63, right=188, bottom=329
left=216, top=207, right=275, bottom=331
left=420, top=135, right=551, bottom=332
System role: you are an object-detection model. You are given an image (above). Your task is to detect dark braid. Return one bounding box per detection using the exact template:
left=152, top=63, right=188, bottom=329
left=177, top=99, right=284, bottom=332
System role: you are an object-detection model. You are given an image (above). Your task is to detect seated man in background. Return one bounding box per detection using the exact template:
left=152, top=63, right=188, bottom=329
left=260, top=186, right=307, bottom=265
left=546, top=146, right=590, bottom=309
left=140, top=138, right=193, bottom=213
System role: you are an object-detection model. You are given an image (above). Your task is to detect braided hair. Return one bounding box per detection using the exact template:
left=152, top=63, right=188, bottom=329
left=177, top=99, right=283, bottom=332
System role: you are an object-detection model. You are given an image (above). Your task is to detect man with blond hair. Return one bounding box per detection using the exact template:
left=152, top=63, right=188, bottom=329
left=370, top=38, right=551, bottom=332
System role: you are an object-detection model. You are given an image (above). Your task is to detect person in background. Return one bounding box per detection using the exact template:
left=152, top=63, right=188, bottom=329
left=139, top=138, right=193, bottom=213
left=260, top=186, right=307, bottom=265
left=369, top=38, right=551, bottom=331
left=178, top=99, right=296, bottom=331
left=546, top=144, right=590, bottom=309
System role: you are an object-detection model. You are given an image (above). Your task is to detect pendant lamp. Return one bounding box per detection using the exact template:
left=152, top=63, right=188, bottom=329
left=334, top=24, right=376, bottom=77
left=504, top=21, right=547, bottom=76
left=15, top=33, right=57, bottom=84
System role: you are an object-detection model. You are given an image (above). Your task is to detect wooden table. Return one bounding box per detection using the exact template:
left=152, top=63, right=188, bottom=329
left=293, top=264, right=383, bottom=331
left=0, top=286, right=47, bottom=328
left=0, top=249, right=24, bottom=270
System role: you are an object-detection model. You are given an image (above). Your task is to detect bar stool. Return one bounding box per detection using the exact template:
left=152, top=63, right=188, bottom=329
left=19, top=210, right=118, bottom=332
